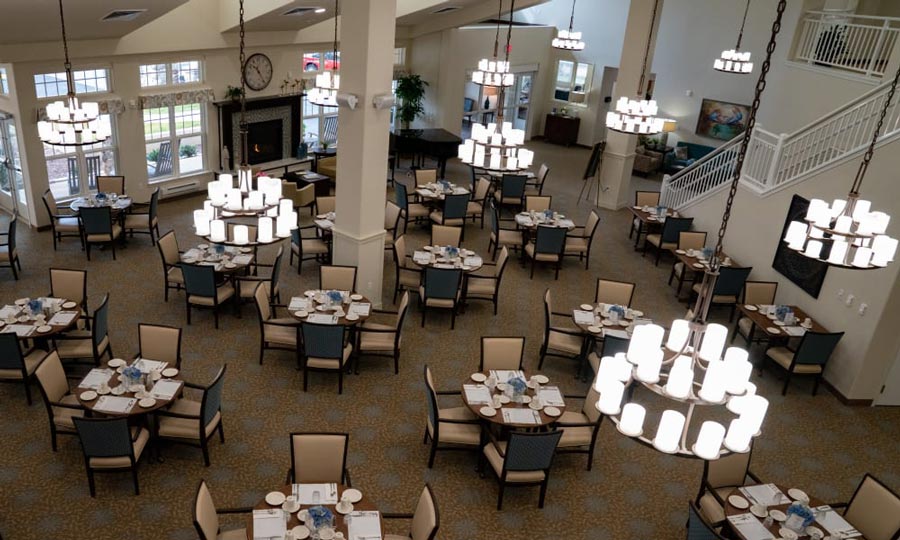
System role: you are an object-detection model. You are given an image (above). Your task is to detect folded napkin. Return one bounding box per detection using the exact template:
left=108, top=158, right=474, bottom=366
left=252, top=509, right=286, bottom=539
left=315, top=219, right=334, bottom=230
left=782, top=326, right=806, bottom=337
left=573, top=310, right=595, bottom=326
left=515, top=215, right=534, bottom=227
left=538, top=386, right=565, bottom=406
left=289, top=297, right=310, bottom=311
left=726, top=514, right=774, bottom=540
left=502, top=408, right=540, bottom=425
left=463, top=384, right=493, bottom=405
left=294, top=483, right=338, bottom=504
left=347, top=511, right=382, bottom=540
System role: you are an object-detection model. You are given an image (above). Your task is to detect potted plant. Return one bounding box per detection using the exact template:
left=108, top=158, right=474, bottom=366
left=395, top=73, right=429, bottom=130
left=225, top=85, right=243, bottom=102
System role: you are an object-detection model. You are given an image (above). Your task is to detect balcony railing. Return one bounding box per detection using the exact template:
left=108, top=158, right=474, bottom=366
left=793, top=10, right=900, bottom=79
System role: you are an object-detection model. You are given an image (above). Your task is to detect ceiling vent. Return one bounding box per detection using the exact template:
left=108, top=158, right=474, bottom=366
left=282, top=7, right=319, bottom=16
left=101, top=9, right=147, bottom=22
left=432, top=6, right=461, bottom=14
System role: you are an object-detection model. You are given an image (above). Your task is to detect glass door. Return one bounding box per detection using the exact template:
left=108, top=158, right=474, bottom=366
left=501, top=72, right=533, bottom=131
left=0, top=115, right=26, bottom=217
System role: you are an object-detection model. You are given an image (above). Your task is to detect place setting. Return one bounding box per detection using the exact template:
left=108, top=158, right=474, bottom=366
left=77, top=357, right=183, bottom=414
left=463, top=370, right=564, bottom=426
left=415, top=180, right=469, bottom=201
left=572, top=302, right=648, bottom=337
left=315, top=211, right=336, bottom=231
left=290, top=290, right=370, bottom=325
left=252, top=483, right=381, bottom=540
left=181, top=243, right=254, bottom=272
left=514, top=209, right=575, bottom=230
left=0, top=297, right=80, bottom=338
left=412, top=245, right=484, bottom=272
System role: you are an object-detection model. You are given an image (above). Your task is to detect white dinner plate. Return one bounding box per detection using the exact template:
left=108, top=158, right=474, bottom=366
left=293, top=310, right=308, bottom=318
left=534, top=375, right=549, bottom=384
left=587, top=325, right=602, bottom=334
left=580, top=304, right=594, bottom=311
left=496, top=383, right=508, bottom=392
left=470, top=373, right=487, bottom=382
left=304, top=290, right=317, bottom=297
left=224, top=262, right=237, bottom=269
left=14, top=298, right=28, bottom=306
left=805, top=526, right=824, bottom=538
left=520, top=395, right=532, bottom=404
left=108, top=358, right=126, bottom=368
left=675, top=249, right=686, bottom=255
left=316, top=305, right=328, bottom=312
left=316, top=214, right=328, bottom=219
left=335, top=502, right=353, bottom=515
left=750, top=504, right=768, bottom=518
left=801, top=322, right=813, bottom=329
left=139, top=398, right=156, bottom=408
left=774, top=320, right=786, bottom=326
left=36, top=325, right=53, bottom=333
left=498, top=395, right=511, bottom=404
left=198, top=244, right=209, bottom=249
left=787, top=488, right=809, bottom=502
left=239, top=247, right=252, bottom=253
left=350, top=294, right=363, bottom=301
left=618, top=321, right=630, bottom=327
left=0, top=321, right=5, bottom=328
left=97, top=386, right=111, bottom=395
left=423, top=245, right=433, bottom=251
left=79, top=391, right=97, bottom=401
left=766, top=327, right=781, bottom=334
left=744, top=304, right=758, bottom=311
left=62, top=301, right=77, bottom=309
left=692, top=262, right=705, bottom=269
left=479, top=406, right=497, bottom=417
left=769, top=509, right=786, bottom=521
left=778, top=528, right=799, bottom=540
left=265, top=491, right=286, bottom=506
left=111, top=386, right=125, bottom=395
left=342, top=488, right=363, bottom=503
left=543, top=406, right=562, bottom=417
left=528, top=401, right=543, bottom=410
left=291, top=525, right=310, bottom=539
left=162, top=368, right=179, bottom=377
left=601, top=320, right=614, bottom=326
left=632, top=205, right=642, bottom=210
left=727, top=495, right=750, bottom=509
left=345, top=313, right=359, bottom=321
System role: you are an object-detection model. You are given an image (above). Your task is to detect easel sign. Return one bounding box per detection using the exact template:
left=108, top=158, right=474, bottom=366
left=578, top=140, right=606, bottom=204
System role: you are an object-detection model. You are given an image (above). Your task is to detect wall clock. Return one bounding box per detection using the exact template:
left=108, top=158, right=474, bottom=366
left=243, top=53, right=273, bottom=91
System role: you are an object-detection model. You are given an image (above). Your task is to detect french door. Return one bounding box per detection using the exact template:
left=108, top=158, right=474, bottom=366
left=0, top=114, right=26, bottom=217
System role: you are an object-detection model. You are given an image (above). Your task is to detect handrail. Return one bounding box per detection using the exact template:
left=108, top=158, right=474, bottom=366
left=804, top=10, right=900, bottom=23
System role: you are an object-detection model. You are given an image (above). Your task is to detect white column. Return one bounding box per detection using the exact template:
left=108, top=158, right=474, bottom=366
left=331, top=0, right=396, bottom=307
left=597, top=0, right=663, bottom=210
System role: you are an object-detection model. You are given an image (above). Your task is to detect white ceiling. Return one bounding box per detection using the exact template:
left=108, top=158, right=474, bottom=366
left=396, top=0, right=489, bottom=28
left=234, top=0, right=335, bottom=33
left=0, top=0, right=189, bottom=44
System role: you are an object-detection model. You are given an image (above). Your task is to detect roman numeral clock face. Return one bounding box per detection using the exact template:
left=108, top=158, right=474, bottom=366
left=243, top=53, right=273, bottom=91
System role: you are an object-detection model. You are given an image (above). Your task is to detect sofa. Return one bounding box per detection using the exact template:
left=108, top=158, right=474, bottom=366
left=632, top=145, right=664, bottom=176
left=663, top=142, right=715, bottom=173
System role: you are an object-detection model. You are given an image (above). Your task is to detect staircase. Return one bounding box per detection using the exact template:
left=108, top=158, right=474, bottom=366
left=661, top=79, right=900, bottom=210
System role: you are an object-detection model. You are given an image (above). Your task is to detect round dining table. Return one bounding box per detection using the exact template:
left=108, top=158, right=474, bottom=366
left=69, top=196, right=133, bottom=214
left=290, top=291, right=372, bottom=326
left=410, top=246, right=485, bottom=273
left=415, top=183, right=470, bottom=203
left=571, top=303, right=646, bottom=335
left=247, top=483, right=383, bottom=540
left=180, top=244, right=255, bottom=275
left=75, top=361, right=184, bottom=417
left=462, top=371, right=566, bottom=429
left=0, top=297, right=82, bottom=341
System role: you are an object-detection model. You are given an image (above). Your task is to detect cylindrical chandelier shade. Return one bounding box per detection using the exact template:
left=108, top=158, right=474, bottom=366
left=714, top=49, right=754, bottom=73
left=472, top=59, right=514, bottom=88
left=552, top=0, right=586, bottom=50
left=309, top=0, right=341, bottom=107
left=457, top=122, right=533, bottom=172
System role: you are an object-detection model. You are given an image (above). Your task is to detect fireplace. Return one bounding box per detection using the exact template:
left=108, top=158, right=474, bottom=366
left=247, top=120, right=283, bottom=164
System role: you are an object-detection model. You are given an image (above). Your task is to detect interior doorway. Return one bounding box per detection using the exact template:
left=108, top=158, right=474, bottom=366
left=461, top=67, right=536, bottom=139
left=0, top=113, right=26, bottom=218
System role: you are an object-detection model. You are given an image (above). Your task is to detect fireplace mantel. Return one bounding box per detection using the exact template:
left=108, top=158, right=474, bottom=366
left=215, top=94, right=305, bottom=171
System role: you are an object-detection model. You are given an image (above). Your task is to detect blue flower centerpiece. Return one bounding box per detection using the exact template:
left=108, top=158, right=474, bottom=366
left=507, top=376, right=527, bottom=401
left=96, top=192, right=108, bottom=202
left=543, top=209, right=553, bottom=220
left=776, top=305, right=790, bottom=322
left=327, top=290, right=344, bottom=307
left=447, top=246, right=459, bottom=259
left=307, top=505, right=334, bottom=531
left=27, top=299, right=43, bottom=317
left=784, top=502, right=815, bottom=532
left=122, top=365, right=143, bottom=389
left=608, top=305, right=626, bottom=319
left=214, top=243, right=225, bottom=255
left=439, top=180, right=451, bottom=193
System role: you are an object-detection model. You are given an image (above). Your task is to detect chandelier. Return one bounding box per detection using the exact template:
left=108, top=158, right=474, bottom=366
left=38, top=0, right=110, bottom=147
left=595, top=0, right=788, bottom=460
left=605, top=0, right=664, bottom=135
left=552, top=0, right=586, bottom=51
left=782, top=67, right=899, bottom=269
left=714, top=0, right=754, bottom=74
left=308, top=0, right=340, bottom=107
left=472, top=0, right=515, bottom=88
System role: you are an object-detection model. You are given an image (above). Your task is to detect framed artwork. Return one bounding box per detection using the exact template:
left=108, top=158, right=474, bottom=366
left=772, top=194, right=829, bottom=298
left=695, top=98, right=751, bottom=141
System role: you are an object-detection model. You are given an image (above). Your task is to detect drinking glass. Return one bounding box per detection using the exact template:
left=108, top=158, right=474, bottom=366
left=312, top=490, right=321, bottom=505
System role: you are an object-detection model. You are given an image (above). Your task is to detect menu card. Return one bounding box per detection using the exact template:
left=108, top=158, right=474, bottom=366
left=289, top=297, right=310, bottom=311
left=515, top=215, right=534, bottom=227
left=307, top=313, right=338, bottom=325
left=293, top=483, right=338, bottom=505
left=48, top=311, right=78, bottom=326
left=463, top=384, right=492, bottom=405
left=603, top=329, right=630, bottom=339
left=502, top=408, right=540, bottom=425
left=150, top=379, right=183, bottom=400
left=490, top=370, right=525, bottom=383
left=182, top=248, right=202, bottom=260
left=433, top=263, right=455, bottom=269
left=557, top=218, right=575, bottom=228
left=93, top=396, right=137, bottom=414
left=726, top=513, right=775, bottom=540
left=782, top=326, right=807, bottom=337
left=2, top=324, right=34, bottom=337
left=232, top=254, right=253, bottom=265
left=252, top=509, right=286, bottom=539
left=349, top=303, right=371, bottom=317
left=739, top=484, right=789, bottom=506
left=79, top=368, right=113, bottom=389
left=315, top=219, right=334, bottom=230
left=347, top=511, right=382, bottom=540
left=813, top=506, right=860, bottom=537
left=413, top=251, right=432, bottom=264
left=573, top=310, right=595, bottom=325
left=0, top=305, right=21, bottom=319
left=538, top=386, right=565, bottom=407
left=133, top=358, right=168, bottom=373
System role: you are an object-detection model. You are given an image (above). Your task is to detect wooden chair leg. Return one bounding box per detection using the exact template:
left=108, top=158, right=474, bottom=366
left=132, top=467, right=141, bottom=494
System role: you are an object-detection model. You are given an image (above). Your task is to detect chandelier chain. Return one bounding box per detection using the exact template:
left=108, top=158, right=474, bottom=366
left=851, top=60, right=900, bottom=194
left=736, top=0, right=751, bottom=50
left=568, top=0, right=577, bottom=32
left=496, top=0, right=516, bottom=125
left=637, top=0, right=660, bottom=96
left=492, top=0, right=503, bottom=58
left=332, top=0, right=340, bottom=70
left=714, top=0, right=786, bottom=262
left=505, top=0, right=517, bottom=59
left=239, top=0, right=246, bottom=124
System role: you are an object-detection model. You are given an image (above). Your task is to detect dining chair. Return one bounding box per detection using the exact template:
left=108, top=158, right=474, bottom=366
left=464, top=246, right=509, bottom=315
left=136, top=323, right=183, bottom=368
left=55, top=293, right=113, bottom=366
left=422, top=365, right=480, bottom=468
left=488, top=199, right=522, bottom=257
left=595, top=278, right=636, bottom=307
left=0, top=214, right=21, bottom=278
left=430, top=193, right=470, bottom=237
left=587, top=335, right=631, bottom=376
left=79, top=206, right=123, bottom=261
left=644, top=216, right=694, bottom=266
left=695, top=445, right=761, bottom=525
left=182, top=263, right=237, bottom=329
left=193, top=480, right=251, bottom=540
left=356, top=291, right=409, bottom=374
left=157, top=230, right=184, bottom=301
left=731, top=281, right=778, bottom=346
left=525, top=225, right=567, bottom=280
left=282, top=181, right=316, bottom=213
left=480, top=336, right=525, bottom=371
left=414, top=168, right=438, bottom=187
left=291, top=225, right=331, bottom=275
left=385, top=200, right=402, bottom=251
left=629, top=191, right=662, bottom=238
left=763, top=330, right=844, bottom=395
left=466, top=177, right=491, bottom=228
left=524, top=163, right=550, bottom=196
left=395, top=182, right=429, bottom=233
left=524, top=195, right=552, bottom=213
left=687, top=500, right=729, bottom=539
left=49, top=267, right=89, bottom=320
left=72, top=416, right=148, bottom=497
left=300, top=322, right=353, bottom=394
left=555, top=385, right=604, bottom=470
left=382, top=484, right=440, bottom=540
left=430, top=224, right=462, bottom=248
left=315, top=195, right=336, bottom=215
left=287, top=432, right=352, bottom=485
left=123, top=187, right=160, bottom=245
left=155, top=365, right=227, bottom=466
left=538, top=289, right=586, bottom=371
left=835, top=473, right=900, bottom=540
left=393, top=235, right=422, bottom=303
left=419, top=267, right=463, bottom=329
left=493, top=174, right=528, bottom=214
left=96, top=175, right=125, bottom=195
left=481, top=430, right=563, bottom=510
left=253, top=282, right=299, bottom=366
left=34, top=350, right=84, bottom=451
left=319, top=264, right=357, bottom=291
left=0, top=333, right=48, bottom=405
left=690, top=266, right=752, bottom=321
left=42, top=189, right=83, bottom=251
left=238, top=245, right=283, bottom=304
left=564, top=210, right=600, bottom=269
left=668, top=231, right=709, bottom=295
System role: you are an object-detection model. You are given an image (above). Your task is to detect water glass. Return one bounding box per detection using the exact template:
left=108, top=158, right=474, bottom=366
left=312, top=490, right=321, bottom=505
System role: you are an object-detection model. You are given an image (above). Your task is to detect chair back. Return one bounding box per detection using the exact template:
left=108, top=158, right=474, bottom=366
left=254, top=282, right=273, bottom=322
left=661, top=217, right=694, bottom=244
left=290, top=227, right=302, bottom=255
left=5, top=215, right=15, bottom=254
left=138, top=323, right=182, bottom=367
left=394, top=235, right=409, bottom=269
left=96, top=175, right=124, bottom=194
left=149, top=187, right=160, bottom=223
left=844, top=473, right=900, bottom=540
left=414, top=169, right=437, bottom=187
left=73, top=417, right=133, bottom=459
left=395, top=182, right=410, bottom=210
left=635, top=190, right=661, bottom=207
left=595, top=279, right=635, bottom=307
left=504, top=431, right=563, bottom=472
left=535, top=163, right=550, bottom=189
left=582, top=386, right=602, bottom=423
left=281, top=181, right=301, bottom=207
left=290, top=432, right=349, bottom=484
left=301, top=323, right=346, bottom=359
left=713, top=266, right=752, bottom=298
left=494, top=246, right=509, bottom=278
left=489, top=199, right=501, bottom=236
left=395, top=291, right=410, bottom=329
left=704, top=449, right=751, bottom=488
left=411, top=484, right=440, bottom=540
left=431, top=225, right=462, bottom=248
left=193, top=480, right=220, bottom=540
left=584, top=211, right=601, bottom=241
left=297, top=183, right=316, bottom=207
left=534, top=225, right=567, bottom=255
left=78, top=206, right=113, bottom=236
left=687, top=501, right=727, bottom=540
left=678, top=231, right=707, bottom=251
left=500, top=174, right=528, bottom=200
left=525, top=195, right=552, bottom=212
left=201, top=365, right=226, bottom=427
left=182, top=264, right=218, bottom=298
left=158, top=230, right=180, bottom=266
left=473, top=178, right=490, bottom=202
left=50, top=268, right=87, bottom=307
left=316, top=196, right=336, bottom=215
left=542, top=289, right=553, bottom=336
left=600, top=335, right=630, bottom=358
left=270, top=246, right=284, bottom=299
left=423, top=365, right=440, bottom=435
left=92, top=294, right=110, bottom=349
left=793, top=331, right=844, bottom=367
left=42, top=189, right=59, bottom=217
left=385, top=201, right=402, bottom=237
left=743, top=281, right=777, bottom=305
left=0, top=333, right=24, bottom=371
left=480, top=336, right=525, bottom=371
left=423, top=267, right=462, bottom=301
left=35, top=351, right=67, bottom=404
left=319, top=265, right=357, bottom=291
left=442, top=193, right=470, bottom=221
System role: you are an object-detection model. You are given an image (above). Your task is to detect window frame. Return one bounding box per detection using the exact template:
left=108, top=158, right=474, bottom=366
left=42, top=114, right=120, bottom=201
left=301, top=50, right=340, bottom=145
left=139, top=59, right=203, bottom=89
left=33, top=67, right=112, bottom=99
left=143, top=102, right=208, bottom=183
left=0, top=68, right=9, bottom=95
left=552, top=59, right=593, bottom=107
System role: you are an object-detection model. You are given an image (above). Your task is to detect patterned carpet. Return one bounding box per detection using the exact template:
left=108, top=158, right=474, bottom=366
left=0, top=141, right=897, bottom=540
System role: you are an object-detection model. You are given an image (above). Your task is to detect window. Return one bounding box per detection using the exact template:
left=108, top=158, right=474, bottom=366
left=139, top=60, right=201, bottom=88
left=302, top=96, right=337, bottom=146
left=144, top=103, right=206, bottom=180
left=394, top=47, right=406, bottom=67
left=553, top=60, right=593, bottom=106
left=34, top=68, right=110, bottom=98
left=44, top=114, right=118, bottom=200
left=302, top=51, right=340, bottom=72
left=0, top=68, right=8, bottom=95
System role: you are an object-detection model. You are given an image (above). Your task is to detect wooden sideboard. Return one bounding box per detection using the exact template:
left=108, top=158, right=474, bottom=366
left=543, top=114, right=580, bottom=146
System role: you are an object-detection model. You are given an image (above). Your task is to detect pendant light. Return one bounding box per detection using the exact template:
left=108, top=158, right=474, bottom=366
left=308, top=0, right=341, bottom=107
left=471, top=0, right=515, bottom=88
left=236, top=0, right=253, bottom=193
left=782, top=64, right=899, bottom=269
left=605, top=0, right=664, bottom=135
left=596, top=0, right=788, bottom=460
left=38, top=0, right=111, bottom=147
left=552, top=0, right=586, bottom=51
left=714, top=0, right=754, bottom=74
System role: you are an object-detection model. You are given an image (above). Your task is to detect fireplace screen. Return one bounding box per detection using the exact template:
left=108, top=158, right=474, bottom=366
left=247, top=120, right=283, bottom=164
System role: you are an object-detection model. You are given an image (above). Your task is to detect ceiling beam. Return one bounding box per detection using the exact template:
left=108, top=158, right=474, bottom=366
left=404, top=0, right=549, bottom=38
